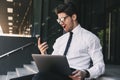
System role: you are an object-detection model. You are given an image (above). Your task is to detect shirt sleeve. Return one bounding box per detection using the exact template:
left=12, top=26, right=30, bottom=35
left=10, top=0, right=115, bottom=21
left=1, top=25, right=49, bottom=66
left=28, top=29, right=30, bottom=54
left=87, top=36, right=105, bottom=78
left=51, top=39, right=60, bottom=55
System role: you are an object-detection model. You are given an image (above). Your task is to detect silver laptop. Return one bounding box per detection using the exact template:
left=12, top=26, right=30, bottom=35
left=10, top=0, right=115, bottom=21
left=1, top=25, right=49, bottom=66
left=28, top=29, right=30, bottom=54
left=32, top=54, right=74, bottom=75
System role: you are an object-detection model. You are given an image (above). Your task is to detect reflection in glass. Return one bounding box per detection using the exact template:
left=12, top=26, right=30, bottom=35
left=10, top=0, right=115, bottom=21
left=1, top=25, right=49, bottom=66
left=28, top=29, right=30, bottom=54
left=0, top=25, right=3, bottom=34
left=0, top=0, right=33, bottom=37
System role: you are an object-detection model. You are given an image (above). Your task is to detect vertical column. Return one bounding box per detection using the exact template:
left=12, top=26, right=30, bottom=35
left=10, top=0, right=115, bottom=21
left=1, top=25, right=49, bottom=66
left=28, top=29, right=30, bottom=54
left=32, top=0, right=43, bottom=37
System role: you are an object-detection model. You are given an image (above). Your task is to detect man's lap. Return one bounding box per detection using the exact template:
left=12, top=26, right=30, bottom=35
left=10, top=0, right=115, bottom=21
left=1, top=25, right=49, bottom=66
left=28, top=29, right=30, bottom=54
left=32, top=71, right=72, bottom=80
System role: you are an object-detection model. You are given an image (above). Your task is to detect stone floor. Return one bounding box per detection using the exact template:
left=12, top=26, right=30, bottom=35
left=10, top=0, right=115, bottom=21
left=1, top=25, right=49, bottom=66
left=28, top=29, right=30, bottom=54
left=97, top=64, right=120, bottom=80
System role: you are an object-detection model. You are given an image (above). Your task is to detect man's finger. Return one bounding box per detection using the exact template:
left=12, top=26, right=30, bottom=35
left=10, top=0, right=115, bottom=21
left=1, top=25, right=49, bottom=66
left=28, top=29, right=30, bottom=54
left=38, top=38, right=41, bottom=45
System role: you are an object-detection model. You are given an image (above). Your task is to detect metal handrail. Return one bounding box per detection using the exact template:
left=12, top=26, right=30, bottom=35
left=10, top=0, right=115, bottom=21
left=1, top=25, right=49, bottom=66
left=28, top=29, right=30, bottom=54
left=0, top=42, right=35, bottom=59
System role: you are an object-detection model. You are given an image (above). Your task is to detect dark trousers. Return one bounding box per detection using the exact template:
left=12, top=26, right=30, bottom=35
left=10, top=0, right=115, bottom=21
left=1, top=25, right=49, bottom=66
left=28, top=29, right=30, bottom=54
left=10, top=74, right=34, bottom=80
left=32, top=71, right=72, bottom=80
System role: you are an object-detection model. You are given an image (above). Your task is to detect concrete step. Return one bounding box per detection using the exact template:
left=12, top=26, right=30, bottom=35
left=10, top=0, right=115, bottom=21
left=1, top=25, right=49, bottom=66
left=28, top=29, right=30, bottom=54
left=97, top=64, right=120, bottom=80
left=24, top=64, right=38, bottom=73
left=0, top=61, right=38, bottom=80
left=6, top=71, right=17, bottom=80
left=0, top=75, right=7, bottom=80
left=105, top=65, right=120, bottom=77
left=16, top=68, right=35, bottom=77
left=97, top=76, right=120, bottom=80
left=31, top=61, right=37, bottom=66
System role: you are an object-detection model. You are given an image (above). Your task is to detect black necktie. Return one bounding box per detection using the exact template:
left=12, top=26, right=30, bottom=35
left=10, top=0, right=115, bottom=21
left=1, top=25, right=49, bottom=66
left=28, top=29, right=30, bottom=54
left=63, top=32, right=73, bottom=56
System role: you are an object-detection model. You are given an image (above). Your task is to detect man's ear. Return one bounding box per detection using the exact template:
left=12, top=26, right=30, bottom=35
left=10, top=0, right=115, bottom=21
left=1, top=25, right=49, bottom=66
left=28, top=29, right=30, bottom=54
left=72, top=14, right=77, bottom=20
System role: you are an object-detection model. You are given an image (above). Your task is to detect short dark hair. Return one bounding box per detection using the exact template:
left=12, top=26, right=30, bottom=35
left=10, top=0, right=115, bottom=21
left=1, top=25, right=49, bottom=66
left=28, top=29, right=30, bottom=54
left=54, top=2, right=78, bottom=17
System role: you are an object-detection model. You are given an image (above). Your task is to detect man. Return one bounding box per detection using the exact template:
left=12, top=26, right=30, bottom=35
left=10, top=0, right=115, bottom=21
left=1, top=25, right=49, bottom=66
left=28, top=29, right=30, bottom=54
left=33, top=2, right=105, bottom=80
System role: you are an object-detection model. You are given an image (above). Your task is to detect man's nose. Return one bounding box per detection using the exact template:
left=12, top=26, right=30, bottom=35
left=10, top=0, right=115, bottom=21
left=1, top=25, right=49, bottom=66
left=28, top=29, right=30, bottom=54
left=59, top=21, right=64, bottom=25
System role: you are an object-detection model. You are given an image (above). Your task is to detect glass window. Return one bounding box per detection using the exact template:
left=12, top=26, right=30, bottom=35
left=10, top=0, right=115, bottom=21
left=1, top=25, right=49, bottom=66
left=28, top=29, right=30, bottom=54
left=0, top=0, right=33, bottom=37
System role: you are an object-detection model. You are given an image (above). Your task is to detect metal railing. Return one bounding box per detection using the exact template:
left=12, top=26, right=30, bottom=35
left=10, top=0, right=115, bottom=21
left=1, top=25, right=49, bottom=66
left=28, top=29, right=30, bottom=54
left=0, top=42, right=35, bottom=59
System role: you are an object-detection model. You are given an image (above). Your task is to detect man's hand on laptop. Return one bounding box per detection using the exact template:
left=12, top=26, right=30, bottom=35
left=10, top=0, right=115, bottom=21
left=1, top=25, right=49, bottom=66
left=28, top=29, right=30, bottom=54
left=69, top=70, right=86, bottom=80
left=38, top=38, right=48, bottom=55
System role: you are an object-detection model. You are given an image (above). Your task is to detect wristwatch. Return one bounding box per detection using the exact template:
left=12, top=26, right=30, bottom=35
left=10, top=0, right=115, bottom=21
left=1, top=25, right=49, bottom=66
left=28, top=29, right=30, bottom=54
left=84, top=70, right=90, bottom=78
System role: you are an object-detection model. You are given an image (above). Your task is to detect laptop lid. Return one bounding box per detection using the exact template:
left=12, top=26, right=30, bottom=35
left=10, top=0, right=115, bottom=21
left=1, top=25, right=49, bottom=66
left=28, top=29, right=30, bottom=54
left=32, top=54, right=73, bottom=75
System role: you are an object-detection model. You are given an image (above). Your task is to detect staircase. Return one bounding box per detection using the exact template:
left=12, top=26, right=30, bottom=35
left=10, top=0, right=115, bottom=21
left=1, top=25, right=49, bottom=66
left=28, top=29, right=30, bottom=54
left=0, top=61, right=39, bottom=80
left=0, top=62, right=120, bottom=80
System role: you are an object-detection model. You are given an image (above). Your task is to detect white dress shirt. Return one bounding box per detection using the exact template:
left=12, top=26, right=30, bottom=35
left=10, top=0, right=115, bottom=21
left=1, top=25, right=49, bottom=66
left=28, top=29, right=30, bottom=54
left=52, top=24, right=105, bottom=79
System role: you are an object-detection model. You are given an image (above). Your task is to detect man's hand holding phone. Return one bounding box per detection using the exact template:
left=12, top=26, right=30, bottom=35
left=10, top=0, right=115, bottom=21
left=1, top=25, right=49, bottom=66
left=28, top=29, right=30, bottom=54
left=37, top=38, right=48, bottom=55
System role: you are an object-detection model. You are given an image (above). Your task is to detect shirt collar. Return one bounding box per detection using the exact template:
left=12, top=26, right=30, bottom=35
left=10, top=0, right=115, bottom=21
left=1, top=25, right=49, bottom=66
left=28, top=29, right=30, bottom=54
left=71, top=24, right=81, bottom=35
